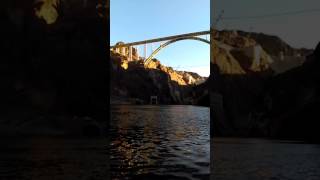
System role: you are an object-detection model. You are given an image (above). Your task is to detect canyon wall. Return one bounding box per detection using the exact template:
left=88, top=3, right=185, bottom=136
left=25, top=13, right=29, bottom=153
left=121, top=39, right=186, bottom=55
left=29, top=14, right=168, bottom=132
left=110, top=50, right=208, bottom=105
left=211, top=29, right=320, bottom=142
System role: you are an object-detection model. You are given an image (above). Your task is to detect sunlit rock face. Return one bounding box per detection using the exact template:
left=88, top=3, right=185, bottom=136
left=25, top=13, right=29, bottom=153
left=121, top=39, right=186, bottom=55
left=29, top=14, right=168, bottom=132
left=121, top=61, right=128, bottom=70
left=146, top=59, right=187, bottom=86
left=211, top=29, right=275, bottom=75
left=211, top=43, right=246, bottom=75
left=110, top=51, right=207, bottom=104
left=34, top=0, right=60, bottom=24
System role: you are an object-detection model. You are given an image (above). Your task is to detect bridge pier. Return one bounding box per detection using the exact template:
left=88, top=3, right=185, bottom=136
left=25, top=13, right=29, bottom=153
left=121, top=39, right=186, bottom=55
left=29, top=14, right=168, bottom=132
left=144, top=44, right=147, bottom=60
left=129, top=46, right=132, bottom=61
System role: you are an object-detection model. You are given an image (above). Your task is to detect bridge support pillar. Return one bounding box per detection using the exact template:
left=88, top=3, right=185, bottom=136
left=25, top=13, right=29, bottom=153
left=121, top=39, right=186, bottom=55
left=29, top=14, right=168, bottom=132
left=144, top=44, right=147, bottom=60
left=129, top=46, right=132, bottom=61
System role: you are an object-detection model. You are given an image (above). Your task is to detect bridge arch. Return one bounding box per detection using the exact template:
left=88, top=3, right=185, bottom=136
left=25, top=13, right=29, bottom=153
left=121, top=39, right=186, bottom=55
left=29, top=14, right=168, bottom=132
left=144, top=36, right=210, bottom=66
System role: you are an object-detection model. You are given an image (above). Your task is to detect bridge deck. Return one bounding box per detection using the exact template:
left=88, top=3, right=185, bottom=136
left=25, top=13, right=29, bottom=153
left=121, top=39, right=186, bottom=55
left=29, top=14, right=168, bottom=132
left=110, top=30, right=210, bottom=48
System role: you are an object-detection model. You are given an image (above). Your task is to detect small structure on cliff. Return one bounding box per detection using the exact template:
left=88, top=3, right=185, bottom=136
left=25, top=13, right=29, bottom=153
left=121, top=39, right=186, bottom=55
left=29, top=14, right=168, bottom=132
left=150, top=96, right=158, bottom=105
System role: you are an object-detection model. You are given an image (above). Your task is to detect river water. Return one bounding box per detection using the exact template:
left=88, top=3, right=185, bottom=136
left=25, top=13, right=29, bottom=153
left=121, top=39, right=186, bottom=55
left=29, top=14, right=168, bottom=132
left=1, top=105, right=319, bottom=180
left=0, top=138, right=110, bottom=180
left=212, top=138, right=320, bottom=180
left=110, top=105, right=210, bottom=180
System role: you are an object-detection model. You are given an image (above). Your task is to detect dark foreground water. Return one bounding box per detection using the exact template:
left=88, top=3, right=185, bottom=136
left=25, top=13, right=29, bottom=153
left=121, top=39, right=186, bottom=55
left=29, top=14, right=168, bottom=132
left=0, top=138, right=109, bottom=180
left=212, top=138, right=320, bottom=180
left=110, top=105, right=210, bottom=180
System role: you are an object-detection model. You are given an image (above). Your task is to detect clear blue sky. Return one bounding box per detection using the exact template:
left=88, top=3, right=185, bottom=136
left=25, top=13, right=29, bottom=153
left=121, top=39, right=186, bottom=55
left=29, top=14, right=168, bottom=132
left=110, top=0, right=210, bottom=77
left=212, top=0, right=320, bottom=49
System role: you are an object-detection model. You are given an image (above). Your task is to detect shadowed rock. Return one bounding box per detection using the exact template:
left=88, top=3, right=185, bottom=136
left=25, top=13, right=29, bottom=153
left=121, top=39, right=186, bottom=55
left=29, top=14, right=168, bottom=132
left=0, top=0, right=108, bottom=137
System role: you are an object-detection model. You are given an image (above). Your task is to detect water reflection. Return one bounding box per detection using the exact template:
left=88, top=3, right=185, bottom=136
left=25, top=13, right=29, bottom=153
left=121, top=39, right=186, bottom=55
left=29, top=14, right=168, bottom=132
left=110, top=105, right=210, bottom=180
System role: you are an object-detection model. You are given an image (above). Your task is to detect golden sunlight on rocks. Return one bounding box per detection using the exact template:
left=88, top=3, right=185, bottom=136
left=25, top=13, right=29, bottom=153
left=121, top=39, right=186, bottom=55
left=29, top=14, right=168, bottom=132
left=121, top=61, right=128, bottom=70
left=146, top=60, right=187, bottom=85
left=211, top=42, right=246, bottom=75
left=211, top=29, right=275, bottom=75
left=34, top=0, right=60, bottom=25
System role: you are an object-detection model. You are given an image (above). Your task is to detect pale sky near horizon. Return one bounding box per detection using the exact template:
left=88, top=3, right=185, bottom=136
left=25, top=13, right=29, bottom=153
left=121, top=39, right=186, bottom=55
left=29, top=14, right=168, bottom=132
left=110, top=0, right=210, bottom=77
left=211, top=0, right=320, bottom=49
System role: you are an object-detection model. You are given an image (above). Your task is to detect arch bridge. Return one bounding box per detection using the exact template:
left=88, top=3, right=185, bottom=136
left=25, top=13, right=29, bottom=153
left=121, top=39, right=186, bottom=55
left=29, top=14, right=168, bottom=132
left=110, top=30, right=210, bottom=66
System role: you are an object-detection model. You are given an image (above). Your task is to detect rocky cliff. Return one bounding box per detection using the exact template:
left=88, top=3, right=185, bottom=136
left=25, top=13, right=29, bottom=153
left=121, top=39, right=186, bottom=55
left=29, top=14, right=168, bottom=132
left=251, top=46, right=320, bottom=142
left=211, top=29, right=275, bottom=136
left=110, top=50, right=209, bottom=106
left=212, top=29, right=313, bottom=75
left=211, top=28, right=320, bottom=142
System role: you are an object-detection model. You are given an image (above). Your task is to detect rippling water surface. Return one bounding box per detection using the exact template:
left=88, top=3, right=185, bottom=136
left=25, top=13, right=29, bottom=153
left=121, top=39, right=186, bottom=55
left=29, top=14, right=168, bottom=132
left=212, top=138, right=320, bottom=180
left=110, top=105, right=210, bottom=180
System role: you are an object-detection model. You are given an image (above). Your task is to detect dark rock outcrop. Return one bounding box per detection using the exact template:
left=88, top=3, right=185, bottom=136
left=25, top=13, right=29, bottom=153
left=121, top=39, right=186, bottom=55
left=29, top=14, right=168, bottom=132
left=0, top=0, right=108, bottom=137
left=212, top=38, right=320, bottom=142
left=257, top=42, right=320, bottom=142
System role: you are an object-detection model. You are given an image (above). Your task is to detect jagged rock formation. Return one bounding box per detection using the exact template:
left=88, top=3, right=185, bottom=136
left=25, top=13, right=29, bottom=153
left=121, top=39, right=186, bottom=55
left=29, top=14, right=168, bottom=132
left=110, top=51, right=208, bottom=105
left=213, top=29, right=313, bottom=75
left=145, top=59, right=188, bottom=86
left=212, top=30, right=274, bottom=75
left=237, top=30, right=312, bottom=57
left=176, top=71, right=207, bottom=85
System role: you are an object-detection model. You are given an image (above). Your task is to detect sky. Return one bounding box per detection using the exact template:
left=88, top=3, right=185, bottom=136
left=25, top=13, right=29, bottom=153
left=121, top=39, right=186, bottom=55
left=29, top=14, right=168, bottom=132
left=211, top=0, right=320, bottom=49
left=110, top=0, right=210, bottom=77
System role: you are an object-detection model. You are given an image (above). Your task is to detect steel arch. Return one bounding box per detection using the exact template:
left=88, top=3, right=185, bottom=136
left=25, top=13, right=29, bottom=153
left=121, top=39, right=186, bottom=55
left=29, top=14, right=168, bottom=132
left=144, top=36, right=210, bottom=66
